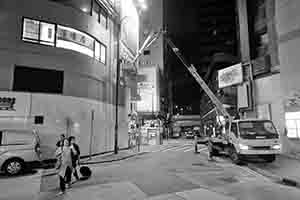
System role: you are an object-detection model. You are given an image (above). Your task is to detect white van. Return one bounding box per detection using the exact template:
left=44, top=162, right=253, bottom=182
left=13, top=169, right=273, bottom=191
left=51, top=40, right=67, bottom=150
left=0, top=129, right=41, bottom=175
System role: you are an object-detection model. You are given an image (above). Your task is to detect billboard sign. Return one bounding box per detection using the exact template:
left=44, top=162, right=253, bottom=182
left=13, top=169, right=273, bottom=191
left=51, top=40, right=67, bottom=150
left=218, top=63, right=243, bottom=88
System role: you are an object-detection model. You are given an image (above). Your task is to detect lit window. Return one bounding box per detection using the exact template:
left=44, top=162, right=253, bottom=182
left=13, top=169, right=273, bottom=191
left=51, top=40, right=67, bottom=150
left=56, top=25, right=94, bottom=58
left=22, top=18, right=39, bottom=42
left=22, top=18, right=55, bottom=46
left=40, top=22, right=55, bottom=46
left=94, top=41, right=100, bottom=61
left=100, top=44, right=106, bottom=64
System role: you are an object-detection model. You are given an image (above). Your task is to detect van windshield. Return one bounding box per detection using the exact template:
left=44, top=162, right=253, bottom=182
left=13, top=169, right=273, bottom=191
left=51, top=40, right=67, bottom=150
left=238, top=121, right=279, bottom=139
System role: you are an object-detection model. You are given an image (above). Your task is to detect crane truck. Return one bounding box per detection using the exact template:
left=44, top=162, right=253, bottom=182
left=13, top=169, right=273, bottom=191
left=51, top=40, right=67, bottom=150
left=135, top=30, right=282, bottom=164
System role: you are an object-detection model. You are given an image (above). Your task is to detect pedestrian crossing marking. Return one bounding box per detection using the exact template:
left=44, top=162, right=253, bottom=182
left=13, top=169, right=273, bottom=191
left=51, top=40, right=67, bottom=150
left=183, top=148, right=194, bottom=152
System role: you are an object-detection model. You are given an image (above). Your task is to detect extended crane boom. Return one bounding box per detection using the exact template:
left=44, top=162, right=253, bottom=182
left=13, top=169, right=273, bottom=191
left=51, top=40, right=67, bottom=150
left=135, top=30, right=232, bottom=120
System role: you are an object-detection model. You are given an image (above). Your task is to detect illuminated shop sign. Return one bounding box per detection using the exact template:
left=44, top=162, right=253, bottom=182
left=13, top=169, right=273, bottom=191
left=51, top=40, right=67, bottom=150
left=218, top=63, right=243, bottom=89
left=57, top=26, right=94, bottom=50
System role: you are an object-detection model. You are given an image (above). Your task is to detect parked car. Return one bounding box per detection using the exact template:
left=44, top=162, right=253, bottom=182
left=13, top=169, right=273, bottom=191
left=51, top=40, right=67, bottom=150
left=0, top=129, right=41, bottom=175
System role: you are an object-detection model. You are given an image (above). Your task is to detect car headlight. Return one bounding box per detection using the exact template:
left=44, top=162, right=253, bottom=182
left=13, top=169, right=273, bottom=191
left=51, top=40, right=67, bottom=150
left=272, top=144, right=281, bottom=150
left=239, top=143, right=249, bottom=150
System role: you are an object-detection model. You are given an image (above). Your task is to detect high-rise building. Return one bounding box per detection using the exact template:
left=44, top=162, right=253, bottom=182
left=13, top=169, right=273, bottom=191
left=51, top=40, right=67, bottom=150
left=137, top=0, right=165, bottom=118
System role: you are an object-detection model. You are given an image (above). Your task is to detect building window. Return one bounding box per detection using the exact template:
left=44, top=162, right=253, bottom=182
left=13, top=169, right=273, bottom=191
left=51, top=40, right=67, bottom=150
left=94, top=41, right=106, bottom=64
left=286, top=112, right=300, bottom=138
left=93, top=0, right=108, bottom=29
left=22, top=18, right=55, bottom=46
left=94, top=41, right=101, bottom=61
left=100, top=11, right=108, bottom=29
left=22, top=18, right=106, bottom=65
left=13, top=66, right=64, bottom=94
left=143, top=50, right=151, bottom=55
left=100, top=44, right=106, bottom=64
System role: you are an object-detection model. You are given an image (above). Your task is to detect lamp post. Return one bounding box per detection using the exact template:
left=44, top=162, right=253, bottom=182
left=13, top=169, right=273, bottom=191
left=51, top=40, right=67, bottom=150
left=114, top=21, right=121, bottom=154
left=152, top=85, right=154, bottom=118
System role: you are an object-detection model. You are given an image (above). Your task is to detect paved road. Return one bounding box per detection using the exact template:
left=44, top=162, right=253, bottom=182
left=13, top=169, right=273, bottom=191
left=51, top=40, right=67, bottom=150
left=2, top=139, right=300, bottom=200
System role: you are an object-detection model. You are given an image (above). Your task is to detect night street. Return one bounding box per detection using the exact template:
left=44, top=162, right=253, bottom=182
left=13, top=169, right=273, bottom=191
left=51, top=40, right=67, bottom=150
left=1, top=139, right=299, bottom=200
left=2, top=0, right=300, bottom=199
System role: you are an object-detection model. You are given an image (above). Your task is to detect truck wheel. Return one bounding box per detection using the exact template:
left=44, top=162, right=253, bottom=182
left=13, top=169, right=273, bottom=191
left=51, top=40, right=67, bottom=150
left=229, top=148, right=242, bottom=165
left=262, top=155, right=276, bottom=163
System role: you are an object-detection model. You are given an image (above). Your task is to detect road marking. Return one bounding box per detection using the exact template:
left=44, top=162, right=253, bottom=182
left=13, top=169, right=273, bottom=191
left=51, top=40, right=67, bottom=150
left=197, top=147, right=208, bottom=152
left=183, top=148, right=194, bottom=152
left=174, top=146, right=192, bottom=152
left=162, top=146, right=181, bottom=152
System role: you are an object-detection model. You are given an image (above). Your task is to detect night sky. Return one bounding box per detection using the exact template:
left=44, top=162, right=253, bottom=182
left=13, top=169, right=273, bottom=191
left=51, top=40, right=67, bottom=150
left=164, top=0, right=237, bottom=115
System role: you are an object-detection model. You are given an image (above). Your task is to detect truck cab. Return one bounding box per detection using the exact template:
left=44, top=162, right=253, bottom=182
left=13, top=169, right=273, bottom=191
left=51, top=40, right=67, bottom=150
left=209, top=119, right=281, bottom=164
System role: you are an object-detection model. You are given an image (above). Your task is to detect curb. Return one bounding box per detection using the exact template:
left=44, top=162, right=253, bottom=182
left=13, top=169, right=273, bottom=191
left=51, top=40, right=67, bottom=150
left=81, top=151, right=149, bottom=165
left=247, top=164, right=300, bottom=188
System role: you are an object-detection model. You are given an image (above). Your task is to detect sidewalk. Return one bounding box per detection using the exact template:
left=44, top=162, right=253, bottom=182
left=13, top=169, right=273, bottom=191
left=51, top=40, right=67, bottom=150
left=248, top=153, right=300, bottom=188
left=282, top=138, right=300, bottom=160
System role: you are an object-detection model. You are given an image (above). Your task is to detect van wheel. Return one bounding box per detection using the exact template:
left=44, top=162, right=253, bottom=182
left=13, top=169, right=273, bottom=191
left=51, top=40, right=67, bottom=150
left=229, top=148, right=242, bottom=165
left=4, top=159, right=25, bottom=176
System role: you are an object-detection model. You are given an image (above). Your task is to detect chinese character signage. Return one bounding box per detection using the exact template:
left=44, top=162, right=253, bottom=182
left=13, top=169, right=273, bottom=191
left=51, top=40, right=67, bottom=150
left=0, top=92, right=31, bottom=117
left=57, top=25, right=94, bottom=50
left=0, top=97, right=16, bottom=111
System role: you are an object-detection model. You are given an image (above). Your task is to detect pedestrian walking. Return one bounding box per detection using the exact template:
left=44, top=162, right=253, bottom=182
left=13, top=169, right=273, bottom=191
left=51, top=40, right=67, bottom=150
left=69, top=136, right=80, bottom=182
left=55, top=139, right=73, bottom=195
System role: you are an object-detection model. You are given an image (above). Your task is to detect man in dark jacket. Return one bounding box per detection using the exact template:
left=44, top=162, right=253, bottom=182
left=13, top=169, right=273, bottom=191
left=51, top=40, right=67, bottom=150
left=69, top=136, right=80, bottom=181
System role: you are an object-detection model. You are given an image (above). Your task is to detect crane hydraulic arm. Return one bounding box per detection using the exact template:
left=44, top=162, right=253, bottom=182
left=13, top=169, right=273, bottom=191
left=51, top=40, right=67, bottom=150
left=135, top=30, right=232, bottom=121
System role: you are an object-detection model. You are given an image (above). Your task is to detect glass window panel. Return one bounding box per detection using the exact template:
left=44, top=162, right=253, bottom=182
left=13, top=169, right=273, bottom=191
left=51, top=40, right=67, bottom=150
left=100, top=12, right=107, bottom=28
left=295, top=120, right=300, bottom=128
left=92, top=1, right=100, bottom=22
left=23, top=18, right=39, bottom=41
left=286, top=120, right=297, bottom=129
left=100, top=44, right=106, bottom=64
left=287, top=129, right=298, bottom=138
left=40, top=22, right=55, bottom=45
left=95, top=41, right=100, bottom=61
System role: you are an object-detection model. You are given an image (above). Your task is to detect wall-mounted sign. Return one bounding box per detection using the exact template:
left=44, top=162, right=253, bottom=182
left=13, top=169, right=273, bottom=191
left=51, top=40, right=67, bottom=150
left=57, top=25, right=94, bottom=50
left=0, top=97, right=16, bottom=111
left=137, top=66, right=159, bottom=113
left=0, top=92, right=31, bottom=117
left=218, top=63, right=243, bottom=88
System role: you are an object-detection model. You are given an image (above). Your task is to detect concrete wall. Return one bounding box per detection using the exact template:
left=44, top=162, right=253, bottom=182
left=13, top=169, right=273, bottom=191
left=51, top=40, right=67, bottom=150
left=276, top=0, right=300, bottom=112
left=0, top=92, right=129, bottom=159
